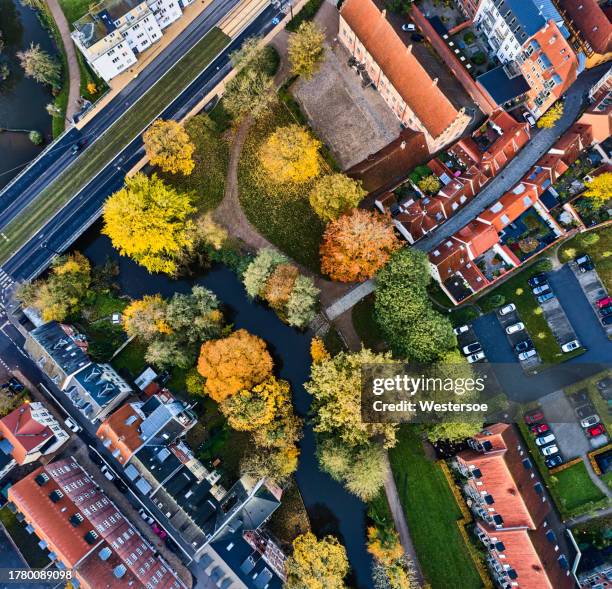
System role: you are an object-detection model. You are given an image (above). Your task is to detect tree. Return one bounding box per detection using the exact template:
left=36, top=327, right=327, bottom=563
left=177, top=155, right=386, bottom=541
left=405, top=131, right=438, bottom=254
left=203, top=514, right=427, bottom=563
left=417, top=174, right=441, bottom=195
left=240, top=445, right=299, bottom=483
left=310, top=337, right=330, bottom=364
left=17, top=43, right=60, bottom=87
left=425, top=421, right=482, bottom=443
left=224, top=68, right=275, bottom=120
left=145, top=338, right=192, bottom=369
left=537, top=102, right=564, bottom=129
left=102, top=173, right=195, bottom=275
left=320, top=210, right=401, bottom=282
left=122, top=295, right=170, bottom=341
left=262, top=263, right=299, bottom=311
left=305, top=348, right=398, bottom=448
left=29, top=130, right=43, bottom=145
left=143, top=119, right=195, bottom=175
left=367, top=526, right=403, bottom=566
left=285, top=532, right=349, bottom=589
left=583, top=172, right=612, bottom=208
left=309, top=173, right=367, bottom=221
left=243, top=248, right=288, bottom=298
left=16, top=252, right=91, bottom=322
left=288, top=21, right=325, bottom=79
left=259, top=124, right=321, bottom=184
left=190, top=212, right=228, bottom=251
left=286, top=275, right=319, bottom=328
left=231, top=36, right=267, bottom=70
left=401, top=310, right=456, bottom=363
left=197, top=329, right=273, bottom=402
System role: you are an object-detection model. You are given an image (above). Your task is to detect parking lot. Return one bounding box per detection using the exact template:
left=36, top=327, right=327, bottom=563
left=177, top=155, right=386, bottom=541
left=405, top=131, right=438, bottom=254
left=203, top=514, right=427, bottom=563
left=454, top=323, right=487, bottom=364
left=495, top=305, right=541, bottom=372
left=538, top=290, right=579, bottom=350
left=569, top=260, right=612, bottom=339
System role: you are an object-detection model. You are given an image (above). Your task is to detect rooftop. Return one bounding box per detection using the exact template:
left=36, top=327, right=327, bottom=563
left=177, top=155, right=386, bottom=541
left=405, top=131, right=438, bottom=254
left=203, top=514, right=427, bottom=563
left=29, top=322, right=90, bottom=377
left=555, top=0, right=612, bottom=54
left=477, top=66, right=530, bottom=105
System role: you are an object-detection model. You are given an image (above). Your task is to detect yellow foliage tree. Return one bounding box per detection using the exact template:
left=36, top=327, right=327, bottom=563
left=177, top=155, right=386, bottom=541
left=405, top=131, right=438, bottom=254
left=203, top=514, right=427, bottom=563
left=537, top=102, right=564, bottom=129
left=288, top=21, right=325, bottom=80
left=285, top=532, right=349, bottom=589
left=262, top=263, right=299, bottom=311
left=86, top=82, right=97, bottom=95
left=143, top=119, right=195, bottom=175
left=310, top=337, right=330, bottom=364
left=583, top=172, right=612, bottom=208
left=309, top=173, right=367, bottom=221
left=259, top=124, right=321, bottom=184
left=367, top=526, right=404, bottom=566
left=122, top=295, right=171, bottom=341
left=197, top=329, right=273, bottom=402
left=102, top=173, right=195, bottom=275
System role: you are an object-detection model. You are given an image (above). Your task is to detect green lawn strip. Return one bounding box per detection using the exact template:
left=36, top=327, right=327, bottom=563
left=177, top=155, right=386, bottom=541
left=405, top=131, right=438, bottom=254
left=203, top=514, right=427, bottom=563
left=57, top=0, right=92, bottom=26
left=0, top=506, right=49, bottom=568
left=237, top=101, right=325, bottom=272
left=351, top=294, right=387, bottom=351
left=559, top=226, right=612, bottom=292
left=112, top=340, right=147, bottom=380
left=0, top=28, right=230, bottom=264
left=388, top=426, right=483, bottom=589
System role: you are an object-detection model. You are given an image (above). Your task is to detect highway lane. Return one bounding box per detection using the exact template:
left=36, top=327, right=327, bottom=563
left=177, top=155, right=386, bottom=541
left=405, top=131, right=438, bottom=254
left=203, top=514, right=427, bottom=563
left=0, top=0, right=242, bottom=229
left=3, top=5, right=281, bottom=282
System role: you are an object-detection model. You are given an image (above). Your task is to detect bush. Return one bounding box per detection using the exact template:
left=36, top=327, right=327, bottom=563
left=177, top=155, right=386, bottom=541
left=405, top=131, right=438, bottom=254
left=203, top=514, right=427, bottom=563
left=581, top=232, right=600, bottom=246
left=532, top=258, right=553, bottom=272
left=286, top=0, right=324, bottom=32
left=482, top=293, right=505, bottom=312
left=463, top=31, right=476, bottom=44
left=471, top=52, right=486, bottom=65
left=29, top=130, right=43, bottom=145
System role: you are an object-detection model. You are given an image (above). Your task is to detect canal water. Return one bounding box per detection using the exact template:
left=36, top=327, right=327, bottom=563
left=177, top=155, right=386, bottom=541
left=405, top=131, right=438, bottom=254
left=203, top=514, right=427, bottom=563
left=77, top=226, right=375, bottom=589
left=0, top=0, right=56, bottom=189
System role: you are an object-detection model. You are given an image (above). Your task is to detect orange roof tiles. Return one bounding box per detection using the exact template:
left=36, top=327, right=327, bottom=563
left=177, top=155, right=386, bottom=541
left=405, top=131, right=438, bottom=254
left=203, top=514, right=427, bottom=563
left=478, top=186, right=536, bottom=232
left=0, top=403, right=55, bottom=464
left=556, top=0, right=612, bottom=54
left=340, top=0, right=460, bottom=138
left=96, top=403, right=143, bottom=464
left=453, top=220, right=499, bottom=258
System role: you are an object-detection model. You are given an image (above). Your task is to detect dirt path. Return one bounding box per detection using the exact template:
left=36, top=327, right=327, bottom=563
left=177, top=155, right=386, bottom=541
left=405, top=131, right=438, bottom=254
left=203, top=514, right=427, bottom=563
left=45, top=0, right=81, bottom=127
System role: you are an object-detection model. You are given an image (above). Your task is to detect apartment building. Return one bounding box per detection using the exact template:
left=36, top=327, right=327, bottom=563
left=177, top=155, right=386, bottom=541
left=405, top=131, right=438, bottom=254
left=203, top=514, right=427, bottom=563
left=7, top=457, right=186, bottom=589
left=454, top=424, right=577, bottom=589
left=578, top=66, right=612, bottom=143
left=71, top=0, right=193, bottom=82
left=338, top=0, right=475, bottom=152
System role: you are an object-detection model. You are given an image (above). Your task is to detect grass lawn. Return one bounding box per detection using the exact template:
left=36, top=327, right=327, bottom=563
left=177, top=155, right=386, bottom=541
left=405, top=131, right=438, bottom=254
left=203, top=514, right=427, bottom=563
left=352, top=294, right=387, bottom=351
left=112, top=340, right=147, bottom=380
left=0, top=27, right=231, bottom=265
left=559, top=226, right=612, bottom=292
left=237, top=101, right=326, bottom=272
left=388, top=426, right=483, bottom=589
left=58, top=0, right=91, bottom=26
left=0, top=507, right=49, bottom=568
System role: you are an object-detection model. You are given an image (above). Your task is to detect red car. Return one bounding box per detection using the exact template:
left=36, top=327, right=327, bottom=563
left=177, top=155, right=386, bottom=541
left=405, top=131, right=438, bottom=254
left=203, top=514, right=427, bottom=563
left=587, top=424, right=605, bottom=438
left=524, top=410, right=544, bottom=424
left=151, top=523, right=168, bottom=540
left=596, top=296, right=612, bottom=309
left=530, top=423, right=550, bottom=435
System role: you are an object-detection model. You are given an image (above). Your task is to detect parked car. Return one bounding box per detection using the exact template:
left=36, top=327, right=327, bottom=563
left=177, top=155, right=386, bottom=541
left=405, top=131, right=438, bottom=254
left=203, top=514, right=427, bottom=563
left=88, top=448, right=104, bottom=466
left=596, top=296, right=612, bottom=309
left=528, top=273, right=547, bottom=287
left=535, top=433, right=556, bottom=447
left=499, top=303, right=516, bottom=316
left=577, top=404, right=597, bottom=419
left=467, top=351, right=485, bottom=363
left=580, top=415, right=600, bottom=428
left=524, top=410, right=544, bottom=424
left=462, top=342, right=482, bottom=355
left=402, top=23, right=416, bottom=31
left=152, top=523, right=167, bottom=540
left=139, top=508, right=155, bottom=525
left=561, top=339, right=580, bottom=353
left=600, top=305, right=612, bottom=317
left=541, top=444, right=559, bottom=456
left=515, top=339, right=533, bottom=353
left=523, top=112, right=536, bottom=127
left=506, top=322, right=525, bottom=334
left=575, top=254, right=594, bottom=272
left=532, top=284, right=551, bottom=295
left=100, top=465, right=115, bottom=481
left=602, top=315, right=612, bottom=325
left=545, top=455, right=563, bottom=468
left=113, top=478, right=128, bottom=493
left=587, top=424, right=605, bottom=437
left=537, top=291, right=556, bottom=304
left=411, top=33, right=424, bottom=42
left=453, top=324, right=469, bottom=335
left=530, top=423, right=550, bottom=435
left=518, top=349, right=537, bottom=361
left=64, top=417, right=82, bottom=433
left=8, top=377, right=24, bottom=393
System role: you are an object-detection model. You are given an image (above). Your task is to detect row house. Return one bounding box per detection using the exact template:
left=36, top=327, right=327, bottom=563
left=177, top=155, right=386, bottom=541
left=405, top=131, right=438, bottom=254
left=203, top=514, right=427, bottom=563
left=454, top=424, right=577, bottom=589
left=338, top=0, right=474, bottom=153
left=7, top=457, right=186, bottom=589
left=578, top=66, right=612, bottom=145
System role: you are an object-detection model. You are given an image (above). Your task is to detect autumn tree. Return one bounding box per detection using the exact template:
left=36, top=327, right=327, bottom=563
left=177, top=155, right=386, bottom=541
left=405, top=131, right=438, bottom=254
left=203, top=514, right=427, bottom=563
left=259, top=124, right=321, bottom=184
left=537, top=102, right=564, bottom=129
left=309, top=173, right=367, bottom=221
left=224, top=68, right=275, bottom=120
left=122, top=294, right=170, bottom=341
left=231, top=36, right=265, bottom=69
left=285, top=532, right=349, bottom=589
left=286, top=275, right=319, bottom=328
left=102, top=173, right=195, bottom=275
left=310, top=337, right=330, bottom=364
left=263, top=263, right=299, bottom=311
left=418, top=174, right=441, bottom=195
left=197, top=329, right=273, bottom=402
left=320, top=209, right=401, bottom=282
left=17, top=43, right=60, bottom=87
left=367, top=526, right=403, bottom=567
left=16, top=252, right=91, bottom=322
left=190, top=212, right=228, bottom=251
left=583, top=172, right=612, bottom=208
left=240, top=445, right=300, bottom=483
left=143, top=119, right=195, bottom=175
left=243, top=248, right=288, bottom=298
left=288, top=22, right=325, bottom=80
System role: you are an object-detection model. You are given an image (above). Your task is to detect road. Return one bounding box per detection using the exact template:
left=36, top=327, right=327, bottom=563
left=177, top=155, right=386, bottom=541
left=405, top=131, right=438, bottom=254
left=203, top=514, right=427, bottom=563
left=0, top=0, right=283, bottom=285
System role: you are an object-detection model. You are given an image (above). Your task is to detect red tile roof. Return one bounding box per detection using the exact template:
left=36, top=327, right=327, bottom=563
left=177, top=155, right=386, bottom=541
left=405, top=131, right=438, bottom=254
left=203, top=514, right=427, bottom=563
left=96, top=403, right=143, bottom=464
left=453, top=219, right=499, bottom=258
left=478, top=185, right=536, bottom=231
left=340, top=0, right=461, bottom=138
left=0, top=403, right=55, bottom=464
left=556, top=0, right=612, bottom=54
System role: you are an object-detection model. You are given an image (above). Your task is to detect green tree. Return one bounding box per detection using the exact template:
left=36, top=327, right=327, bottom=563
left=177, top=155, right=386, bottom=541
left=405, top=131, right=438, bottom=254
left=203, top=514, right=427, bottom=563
left=145, top=338, right=193, bottom=369
left=418, top=174, right=441, bottom=195
left=17, top=43, right=61, bottom=87
left=288, top=21, right=325, bottom=79
left=286, top=275, right=319, bottom=328
left=242, top=248, right=288, bottom=298
left=224, top=68, right=275, bottom=120
left=309, top=173, right=366, bottom=221
left=29, top=130, right=43, bottom=145
left=426, top=421, right=482, bottom=443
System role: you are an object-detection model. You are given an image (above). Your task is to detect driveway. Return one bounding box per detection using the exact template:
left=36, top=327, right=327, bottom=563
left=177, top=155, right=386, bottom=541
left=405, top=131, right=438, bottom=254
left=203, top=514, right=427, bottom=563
left=538, top=284, right=579, bottom=349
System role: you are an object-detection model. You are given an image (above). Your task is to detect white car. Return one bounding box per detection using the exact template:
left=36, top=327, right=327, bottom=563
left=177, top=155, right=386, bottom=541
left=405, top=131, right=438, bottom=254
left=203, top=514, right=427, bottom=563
left=541, top=444, right=559, bottom=456
left=523, top=112, right=536, bottom=127
left=402, top=23, right=416, bottom=31
left=101, top=465, right=115, bottom=481
left=518, top=349, right=537, bottom=361
left=64, top=417, right=82, bottom=433
left=581, top=415, right=600, bottom=429
left=139, top=508, right=155, bottom=525
left=453, top=324, right=469, bottom=335
left=532, top=284, right=550, bottom=295
left=499, top=303, right=516, bottom=316
left=561, top=339, right=580, bottom=353
left=506, top=322, right=525, bottom=334
left=467, top=351, right=485, bottom=363
left=462, top=342, right=482, bottom=355
left=535, top=433, right=556, bottom=447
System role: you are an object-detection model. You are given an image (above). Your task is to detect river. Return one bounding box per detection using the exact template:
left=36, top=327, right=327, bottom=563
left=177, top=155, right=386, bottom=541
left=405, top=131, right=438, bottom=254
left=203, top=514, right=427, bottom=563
left=77, top=225, right=375, bottom=589
left=0, top=0, right=55, bottom=190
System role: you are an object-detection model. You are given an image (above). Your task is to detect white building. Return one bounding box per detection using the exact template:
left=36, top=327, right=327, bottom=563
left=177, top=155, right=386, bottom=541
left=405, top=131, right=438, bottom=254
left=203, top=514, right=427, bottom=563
left=72, top=0, right=194, bottom=82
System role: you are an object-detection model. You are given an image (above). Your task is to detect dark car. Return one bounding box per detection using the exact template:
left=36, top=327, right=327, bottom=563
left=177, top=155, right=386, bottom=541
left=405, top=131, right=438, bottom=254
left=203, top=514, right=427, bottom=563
left=88, top=449, right=104, bottom=467
left=575, top=254, right=594, bottom=272
left=600, top=304, right=612, bottom=317
left=528, top=273, right=547, bottom=287
left=411, top=33, right=425, bottom=42
left=537, top=291, right=556, bottom=304
left=70, top=139, right=86, bottom=154
left=514, top=339, right=533, bottom=353
left=8, top=377, right=24, bottom=393
left=113, top=478, right=128, bottom=493
left=576, top=404, right=597, bottom=419
left=545, top=455, right=563, bottom=468
left=603, top=315, right=612, bottom=326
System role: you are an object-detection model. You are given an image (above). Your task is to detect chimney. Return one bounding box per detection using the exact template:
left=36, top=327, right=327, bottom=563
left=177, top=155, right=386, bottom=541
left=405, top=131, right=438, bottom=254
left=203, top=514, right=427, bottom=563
left=433, top=77, right=439, bottom=86
left=381, top=8, right=386, bottom=18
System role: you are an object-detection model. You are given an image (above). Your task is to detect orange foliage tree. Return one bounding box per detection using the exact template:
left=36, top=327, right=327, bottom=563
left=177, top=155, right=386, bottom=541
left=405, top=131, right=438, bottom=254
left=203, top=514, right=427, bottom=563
left=320, top=209, right=401, bottom=282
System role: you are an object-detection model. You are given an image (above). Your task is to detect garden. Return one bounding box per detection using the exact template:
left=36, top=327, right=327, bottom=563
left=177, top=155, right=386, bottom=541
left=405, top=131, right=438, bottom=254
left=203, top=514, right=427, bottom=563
left=0, top=506, right=49, bottom=568
left=499, top=209, right=557, bottom=262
